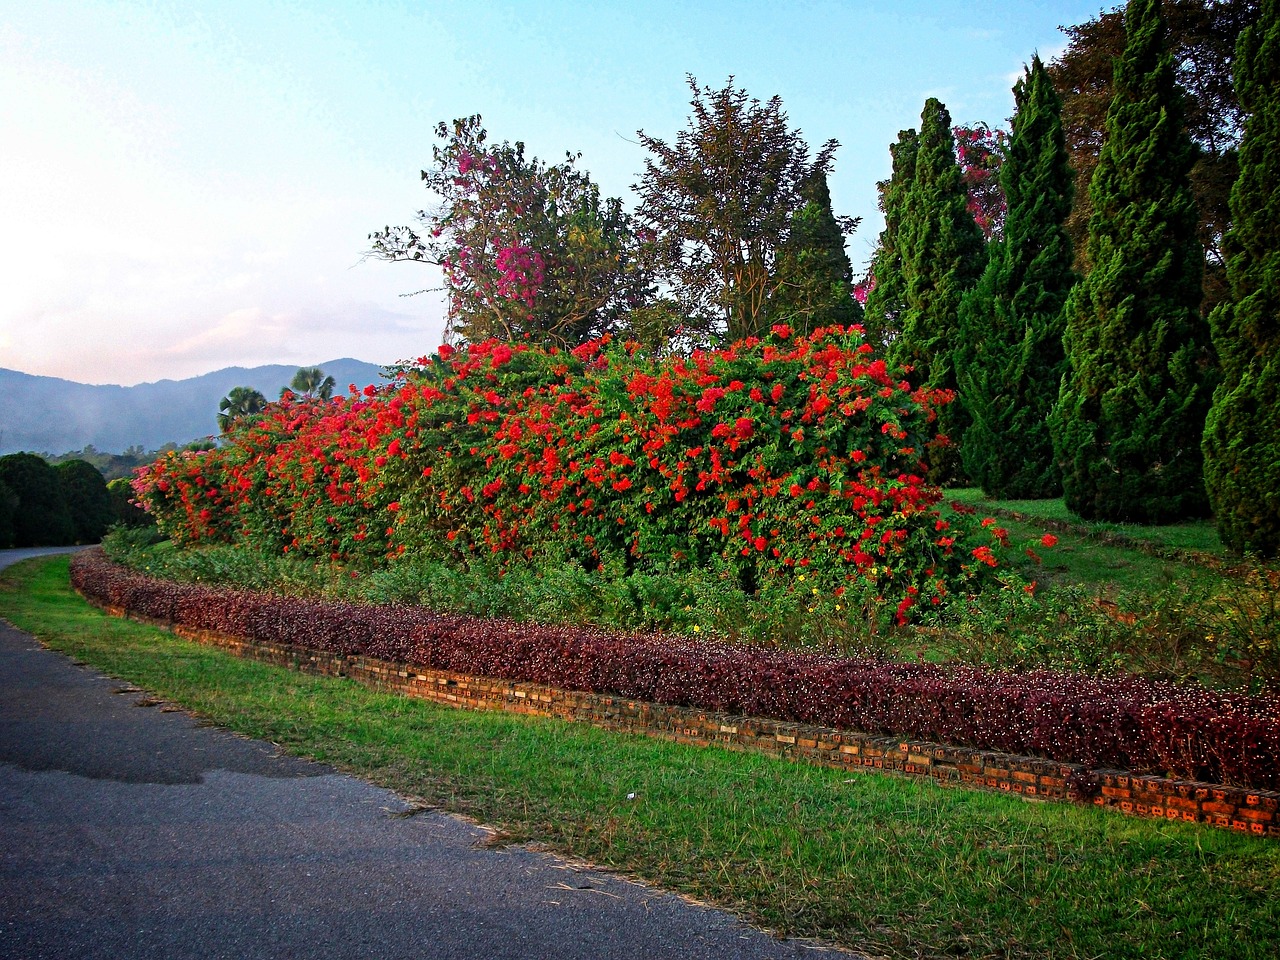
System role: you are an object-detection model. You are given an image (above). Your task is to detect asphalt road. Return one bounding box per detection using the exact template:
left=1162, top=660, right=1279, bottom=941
left=0, top=547, right=854, bottom=959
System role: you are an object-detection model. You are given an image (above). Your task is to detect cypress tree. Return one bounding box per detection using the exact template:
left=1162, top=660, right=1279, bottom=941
left=1050, top=0, right=1213, bottom=523
left=1202, top=0, right=1280, bottom=556
left=890, top=98, right=986, bottom=484
left=862, top=129, right=917, bottom=353
left=771, top=169, right=862, bottom=335
left=958, top=56, right=1077, bottom=499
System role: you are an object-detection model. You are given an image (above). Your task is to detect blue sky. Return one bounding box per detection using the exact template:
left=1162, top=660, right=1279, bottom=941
left=0, top=0, right=1108, bottom=385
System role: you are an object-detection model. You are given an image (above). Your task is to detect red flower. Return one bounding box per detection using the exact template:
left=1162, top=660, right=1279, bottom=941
left=1040, top=533, right=1059, bottom=548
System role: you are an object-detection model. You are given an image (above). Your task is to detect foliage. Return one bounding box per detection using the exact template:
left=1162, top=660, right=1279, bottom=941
left=1049, top=0, right=1259, bottom=313
left=634, top=76, right=849, bottom=344
left=55, top=459, right=114, bottom=543
left=0, top=453, right=74, bottom=546
left=71, top=547, right=1280, bottom=790
left=1051, top=0, right=1215, bottom=523
left=217, top=386, right=268, bottom=434
left=287, top=366, right=336, bottom=400
left=369, top=115, right=647, bottom=347
left=133, top=328, right=1018, bottom=624
left=106, top=477, right=154, bottom=528
left=1202, top=0, right=1280, bottom=557
left=888, top=98, right=987, bottom=485
left=768, top=170, right=863, bottom=336
left=861, top=128, right=918, bottom=353
left=957, top=56, right=1077, bottom=499
left=953, top=122, right=1008, bottom=240
left=0, top=478, right=14, bottom=548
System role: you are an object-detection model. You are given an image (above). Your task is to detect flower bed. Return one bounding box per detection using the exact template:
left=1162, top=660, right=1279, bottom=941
left=71, top=548, right=1280, bottom=791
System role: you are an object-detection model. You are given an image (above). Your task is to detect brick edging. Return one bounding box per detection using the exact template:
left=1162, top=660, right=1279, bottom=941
left=86, top=595, right=1280, bottom=839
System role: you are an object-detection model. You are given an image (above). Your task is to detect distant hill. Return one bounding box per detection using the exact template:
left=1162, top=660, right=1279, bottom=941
left=0, top=359, right=388, bottom=455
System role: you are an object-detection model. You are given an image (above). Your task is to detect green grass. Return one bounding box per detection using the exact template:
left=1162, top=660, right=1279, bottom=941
left=944, top=488, right=1231, bottom=596
left=4, top=554, right=1278, bottom=960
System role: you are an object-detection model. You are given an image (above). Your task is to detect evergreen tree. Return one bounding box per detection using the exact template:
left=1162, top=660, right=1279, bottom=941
left=1202, top=0, right=1280, bottom=556
left=0, top=453, right=74, bottom=547
left=862, top=129, right=918, bottom=353
left=1051, top=0, right=1214, bottom=523
left=0, top=479, right=15, bottom=548
left=56, top=459, right=114, bottom=543
left=770, top=169, right=862, bottom=334
left=958, top=56, right=1077, bottom=499
left=890, top=98, right=986, bottom=484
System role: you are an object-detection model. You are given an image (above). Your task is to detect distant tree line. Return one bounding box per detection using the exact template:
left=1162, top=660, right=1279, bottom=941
left=0, top=453, right=150, bottom=548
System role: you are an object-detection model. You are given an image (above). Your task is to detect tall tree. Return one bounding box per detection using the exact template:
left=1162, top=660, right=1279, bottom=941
left=370, top=116, right=647, bottom=347
left=861, top=129, right=918, bottom=354
left=958, top=56, right=1077, bottom=499
left=889, top=98, right=987, bottom=484
left=1049, top=0, right=1259, bottom=312
left=634, top=76, right=846, bottom=344
left=1051, top=0, right=1214, bottom=523
left=288, top=366, right=336, bottom=400
left=217, top=387, right=268, bottom=434
left=1202, top=0, right=1280, bottom=556
left=769, top=169, right=862, bottom=335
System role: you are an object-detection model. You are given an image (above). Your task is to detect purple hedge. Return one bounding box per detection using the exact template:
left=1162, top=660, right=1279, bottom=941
left=71, top=548, right=1280, bottom=791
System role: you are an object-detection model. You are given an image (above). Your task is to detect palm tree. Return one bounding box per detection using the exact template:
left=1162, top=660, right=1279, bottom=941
left=217, top=386, right=268, bottom=433
left=288, top=366, right=336, bottom=400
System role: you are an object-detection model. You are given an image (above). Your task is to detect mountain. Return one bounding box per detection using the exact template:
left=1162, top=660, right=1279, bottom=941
left=0, top=359, right=388, bottom=455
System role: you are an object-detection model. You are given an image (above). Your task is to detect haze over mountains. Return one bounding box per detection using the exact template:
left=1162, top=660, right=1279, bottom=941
left=0, top=359, right=387, bottom=456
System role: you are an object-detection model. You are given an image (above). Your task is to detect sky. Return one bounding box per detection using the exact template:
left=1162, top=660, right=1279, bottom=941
left=0, top=0, right=1110, bottom=387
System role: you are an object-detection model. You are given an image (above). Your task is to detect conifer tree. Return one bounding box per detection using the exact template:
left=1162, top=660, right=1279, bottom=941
left=1202, top=0, right=1280, bottom=556
left=958, top=56, right=1076, bottom=499
left=770, top=169, right=862, bottom=334
left=890, top=98, right=986, bottom=484
left=1051, top=0, right=1213, bottom=523
left=862, top=129, right=917, bottom=353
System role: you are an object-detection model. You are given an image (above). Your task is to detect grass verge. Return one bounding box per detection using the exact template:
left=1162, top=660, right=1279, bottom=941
left=4, top=554, right=1278, bottom=960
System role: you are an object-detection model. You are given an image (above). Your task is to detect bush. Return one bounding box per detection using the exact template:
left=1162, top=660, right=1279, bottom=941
left=0, top=453, right=74, bottom=546
left=134, top=328, right=1013, bottom=623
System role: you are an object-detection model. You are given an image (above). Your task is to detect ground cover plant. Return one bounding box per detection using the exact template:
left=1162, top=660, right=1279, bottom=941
left=72, top=547, right=1280, bottom=791
left=5, top=554, right=1279, bottom=960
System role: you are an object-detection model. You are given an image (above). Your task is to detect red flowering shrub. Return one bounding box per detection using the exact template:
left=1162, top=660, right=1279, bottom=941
left=135, top=326, right=1010, bottom=620
left=71, top=548, right=1280, bottom=790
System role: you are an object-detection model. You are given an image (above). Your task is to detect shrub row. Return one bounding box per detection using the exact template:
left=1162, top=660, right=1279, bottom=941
left=72, top=548, right=1280, bottom=790
left=133, top=329, right=1014, bottom=622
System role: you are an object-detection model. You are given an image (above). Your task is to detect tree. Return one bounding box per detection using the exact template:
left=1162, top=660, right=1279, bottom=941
left=634, top=76, right=849, bottom=344
left=1051, top=0, right=1214, bottom=523
left=107, top=476, right=153, bottom=528
left=769, top=169, right=863, bottom=335
left=1049, top=0, right=1259, bottom=312
left=0, top=453, right=74, bottom=546
left=954, top=123, right=1010, bottom=240
left=0, top=479, right=15, bottom=548
left=889, top=98, right=987, bottom=484
left=1202, top=0, right=1280, bottom=556
left=288, top=366, right=336, bottom=400
left=862, top=128, right=919, bottom=353
left=958, top=57, right=1077, bottom=499
left=370, top=115, right=647, bottom=347
left=217, top=387, right=268, bottom=434
left=56, top=459, right=114, bottom=543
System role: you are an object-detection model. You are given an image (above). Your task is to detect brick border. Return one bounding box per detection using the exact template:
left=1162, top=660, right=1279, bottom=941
left=87, top=596, right=1279, bottom=840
